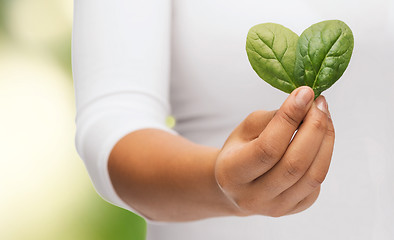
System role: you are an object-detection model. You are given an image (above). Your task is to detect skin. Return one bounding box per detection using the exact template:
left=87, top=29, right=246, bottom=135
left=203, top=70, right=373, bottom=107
left=108, top=86, right=335, bottom=222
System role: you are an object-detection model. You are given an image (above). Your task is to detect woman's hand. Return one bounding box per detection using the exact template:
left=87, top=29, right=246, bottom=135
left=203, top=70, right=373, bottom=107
left=215, top=86, right=335, bottom=217
left=108, top=86, right=334, bottom=221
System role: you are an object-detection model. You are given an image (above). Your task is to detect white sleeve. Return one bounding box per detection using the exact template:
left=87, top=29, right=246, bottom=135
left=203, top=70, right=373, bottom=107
left=72, top=0, right=175, bottom=217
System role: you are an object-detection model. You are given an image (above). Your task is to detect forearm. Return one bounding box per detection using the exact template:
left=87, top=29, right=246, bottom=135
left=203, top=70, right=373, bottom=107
left=108, top=129, right=237, bottom=222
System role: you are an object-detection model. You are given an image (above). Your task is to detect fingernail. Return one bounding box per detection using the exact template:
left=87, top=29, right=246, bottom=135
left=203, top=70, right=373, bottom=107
left=295, top=87, right=313, bottom=108
left=315, top=96, right=328, bottom=114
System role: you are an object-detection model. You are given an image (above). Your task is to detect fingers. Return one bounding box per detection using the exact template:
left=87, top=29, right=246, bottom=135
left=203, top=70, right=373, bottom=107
left=274, top=112, right=335, bottom=212
left=231, top=87, right=315, bottom=181
left=253, top=96, right=330, bottom=195
left=215, top=93, right=335, bottom=217
left=264, top=120, right=333, bottom=217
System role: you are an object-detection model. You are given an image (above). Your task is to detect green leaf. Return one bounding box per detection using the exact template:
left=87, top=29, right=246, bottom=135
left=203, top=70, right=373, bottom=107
left=246, top=23, right=299, bottom=93
left=294, top=20, right=354, bottom=97
left=246, top=20, right=354, bottom=98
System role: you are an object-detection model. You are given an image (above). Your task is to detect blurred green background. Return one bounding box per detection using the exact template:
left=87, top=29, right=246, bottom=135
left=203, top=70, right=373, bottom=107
left=0, top=0, right=146, bottom=239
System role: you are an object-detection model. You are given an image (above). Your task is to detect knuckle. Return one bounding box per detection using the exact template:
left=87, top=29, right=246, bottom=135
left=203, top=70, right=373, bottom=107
left=284, top=158, right=304, bottom=179
left=310, top=112, right=328, bottom=132
left=307, top=171, right=327, bottom=189
left=288, top=189, right=321, bottom=215
left=307, top=188, right=321, bottom=205
left=326, top=123, right=336, bottom=138
left=255, top=140, right=279, bottom=165
left=263, top=198, right=289, bottom=218
left=278, top=108, right=300, bottom=129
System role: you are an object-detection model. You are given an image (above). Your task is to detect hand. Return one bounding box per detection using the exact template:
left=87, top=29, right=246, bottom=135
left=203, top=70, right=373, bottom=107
left=215, top=86, right=335, bottom=217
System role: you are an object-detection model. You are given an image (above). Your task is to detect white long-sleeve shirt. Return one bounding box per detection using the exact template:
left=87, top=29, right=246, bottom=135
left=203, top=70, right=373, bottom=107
left=72, top=0, right=394, bottom=239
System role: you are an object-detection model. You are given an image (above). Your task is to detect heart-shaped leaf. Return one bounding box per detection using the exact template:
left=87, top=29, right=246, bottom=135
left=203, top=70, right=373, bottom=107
left=294, top=20, right=354, bottom=97
left=246, top=23, right=299, bottom=93
left=246, top=20, right=354, bottom=97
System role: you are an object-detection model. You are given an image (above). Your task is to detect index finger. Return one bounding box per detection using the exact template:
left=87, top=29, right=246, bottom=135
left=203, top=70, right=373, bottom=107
left=243, top=86, right=314, bottom=181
